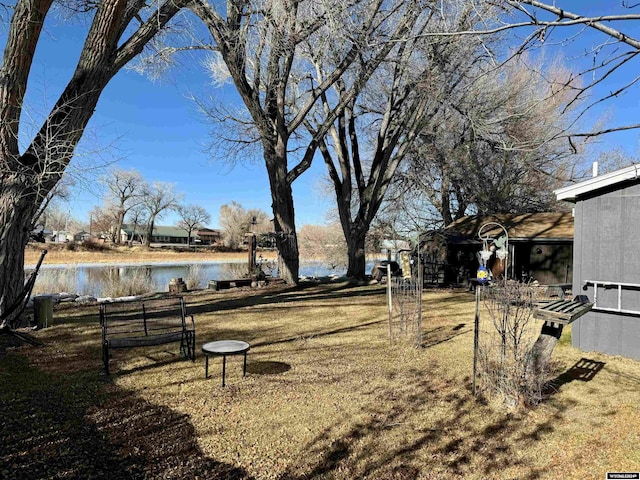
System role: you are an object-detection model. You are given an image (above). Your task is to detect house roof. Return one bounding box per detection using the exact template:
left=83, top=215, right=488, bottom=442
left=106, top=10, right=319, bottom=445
left=121, top=225, right=192, bottom=238
left=196, top=228, right=222, bottom=236
left=152, top=226, right=192, bottom=237
left=443, top=212, right=574, bottom=242
left=555, top=163, right=640, bottom=202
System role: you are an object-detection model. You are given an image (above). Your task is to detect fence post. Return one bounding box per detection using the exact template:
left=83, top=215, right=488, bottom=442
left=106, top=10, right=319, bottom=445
left=473, top=286, right=480, bottom=397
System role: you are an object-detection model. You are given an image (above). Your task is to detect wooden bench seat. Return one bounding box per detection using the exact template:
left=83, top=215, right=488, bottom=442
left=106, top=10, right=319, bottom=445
left=100, top=297, right=195, bottom=375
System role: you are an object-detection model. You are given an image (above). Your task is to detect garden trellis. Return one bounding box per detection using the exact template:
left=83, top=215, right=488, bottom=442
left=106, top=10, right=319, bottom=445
left=387, top=252, right=424, bottom=347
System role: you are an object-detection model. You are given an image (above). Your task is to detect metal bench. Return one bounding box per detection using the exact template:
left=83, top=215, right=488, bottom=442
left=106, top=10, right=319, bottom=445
left=100, top=297, right=195, bottom=375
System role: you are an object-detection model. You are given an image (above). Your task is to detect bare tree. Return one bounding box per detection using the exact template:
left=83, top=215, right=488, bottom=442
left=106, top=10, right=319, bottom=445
left=428, top=2, right=640, bottom=142
left=89, top=205, right=119, bottom=242
left=309, top=1, right=507, bottom=279
left=125, top=203, right=149, bottom=246
left=189, top=0, right=425, bottom=284
left=103, top=168, right=145, bottom=244
left=0, top=0, right=194, bottom=328
left=32, top=174, right=76, bottom=229
left=390, top=54, right=581, bottom=229
left=219, top=201, right=270, bottom=249
left=176, top=204, right=211, bottom=247
left=42, top=206, right=80, bottom=233
left=140, top=182, right=182, bottom=248
left=298, top=223, right=347, bottom=271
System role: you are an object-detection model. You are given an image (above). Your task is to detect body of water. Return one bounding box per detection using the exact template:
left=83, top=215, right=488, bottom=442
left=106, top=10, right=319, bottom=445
left=27, top=260, right=378, bottom=298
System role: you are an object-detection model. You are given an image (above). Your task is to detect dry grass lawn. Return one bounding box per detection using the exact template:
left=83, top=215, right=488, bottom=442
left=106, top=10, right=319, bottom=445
left=1, top=282, right=639, bottom=479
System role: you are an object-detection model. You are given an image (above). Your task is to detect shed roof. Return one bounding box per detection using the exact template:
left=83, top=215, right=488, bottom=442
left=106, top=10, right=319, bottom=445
left=443, top=212, right=574, bottom=242
left=555, top=163, right=640, bottom=202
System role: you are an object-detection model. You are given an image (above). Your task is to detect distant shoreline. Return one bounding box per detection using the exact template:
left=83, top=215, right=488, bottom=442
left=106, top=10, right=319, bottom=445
left=24, top=244, right=276, bottom=268
left=24, top=244, right=386, bottom=270
left=27, top=259, right=253, bottom=269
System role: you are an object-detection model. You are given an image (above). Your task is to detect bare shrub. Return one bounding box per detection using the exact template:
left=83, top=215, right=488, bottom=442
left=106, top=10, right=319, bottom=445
left=477, top=281, right=556, bottom=408
left=63, top=242, right=77, bottom=251
left=31, top=268, right=78, bottom=295
left=221, top=262, right=250, bottom=279
left=101, top=270, right=156, bottom=298
left=185, top=264, right=206, bottom=290
left=80, top=239, right=111, bottom=252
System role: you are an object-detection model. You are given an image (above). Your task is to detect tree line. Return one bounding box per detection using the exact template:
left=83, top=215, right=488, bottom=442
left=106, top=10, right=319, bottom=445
left=2, top=0, right=640, bottom=328
left=40, top=168, right=277, bottom=250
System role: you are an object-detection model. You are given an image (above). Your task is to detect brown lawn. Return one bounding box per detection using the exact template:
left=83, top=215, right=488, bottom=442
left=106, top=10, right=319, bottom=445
left=1, top=282, right=639, bottom=479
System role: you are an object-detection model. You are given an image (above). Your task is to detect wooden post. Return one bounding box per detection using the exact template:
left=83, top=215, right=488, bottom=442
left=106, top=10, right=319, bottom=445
left=529, top=322, right=564, bottom=375
left=33, top=295, right=53, bottom=328
left=248, top=234, right=257, bottom=277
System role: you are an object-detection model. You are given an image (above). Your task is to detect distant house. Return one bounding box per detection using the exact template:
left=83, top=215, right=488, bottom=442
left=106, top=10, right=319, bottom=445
left=555, top=163, right=640, bottom=360
left=120, top=224, right=196, bottom=245
left=51, top=230, right=71, bottom=243
left=73, top=231, right=93, bottom=242
left=419, top=212, right=574, bottom=285
left=195, top=228, right=222, bottom=245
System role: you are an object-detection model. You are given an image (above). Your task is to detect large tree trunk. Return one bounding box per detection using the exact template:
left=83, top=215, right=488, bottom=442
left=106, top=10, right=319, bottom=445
left=345, top=228, right=367, bottom=280
left=265, top=147, right=299, bottom=285
left=115, top=209, right=125, bottom=244
left=145, top=218, right=155, bottom=248
left=0, top=181, right=38, bottom=328
left=0, top=0, right=188, bottom=320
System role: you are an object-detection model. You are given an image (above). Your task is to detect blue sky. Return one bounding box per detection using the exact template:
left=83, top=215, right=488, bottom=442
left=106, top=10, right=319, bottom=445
left=5, top=2, right=640, bottom=230
left=13, top=14, right=332, bottom=230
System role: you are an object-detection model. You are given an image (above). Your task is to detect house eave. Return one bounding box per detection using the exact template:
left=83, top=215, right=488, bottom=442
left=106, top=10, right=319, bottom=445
left=555, top=163, right=640, bottom=202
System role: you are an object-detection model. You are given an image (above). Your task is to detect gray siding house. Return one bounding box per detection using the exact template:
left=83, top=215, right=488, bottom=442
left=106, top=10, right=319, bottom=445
left=555, top=164, right=640, bottom=360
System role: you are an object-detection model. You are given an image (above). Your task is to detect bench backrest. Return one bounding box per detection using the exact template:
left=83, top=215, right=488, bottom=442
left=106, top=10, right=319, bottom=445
left=100, top=297, right=191, bottom=342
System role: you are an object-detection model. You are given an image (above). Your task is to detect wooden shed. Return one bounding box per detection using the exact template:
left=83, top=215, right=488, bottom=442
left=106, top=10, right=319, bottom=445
left=419, top=212, right=574, bottom=285
left=555, top=164, right=640, bottom=361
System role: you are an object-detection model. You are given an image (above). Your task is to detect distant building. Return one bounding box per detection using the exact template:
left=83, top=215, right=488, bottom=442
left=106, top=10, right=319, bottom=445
left=51, top=230, right=71, bottom=243
left=195, top=228, right=222, bottom=245
left=419, top=212, right=574, bottom=285
left=120, top=224, right=218, bottom=245
left=73, top=231, right=93, bottom=242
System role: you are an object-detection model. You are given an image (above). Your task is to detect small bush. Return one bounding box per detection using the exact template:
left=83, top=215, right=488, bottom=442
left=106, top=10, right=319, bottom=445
left=63, top=242, right=77, bottom=251
left=221, top=262, right=250, bottom=279
left=477, top=281, right=557, bottom=408
left=185, top=264, right=206, bottom=290
left=80, top=239, right=111, bottom=252
left=31, top=268, right=78, bottom=295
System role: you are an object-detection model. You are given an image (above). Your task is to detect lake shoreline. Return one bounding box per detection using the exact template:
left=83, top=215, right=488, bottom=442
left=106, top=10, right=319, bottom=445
left=24, top=244, right=276, bottom=268
left=27, top=258, right=255, bottom=269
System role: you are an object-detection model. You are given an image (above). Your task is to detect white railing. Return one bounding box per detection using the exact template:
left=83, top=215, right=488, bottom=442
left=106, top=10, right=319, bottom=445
left=583, top=280, right=640, bottom=315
